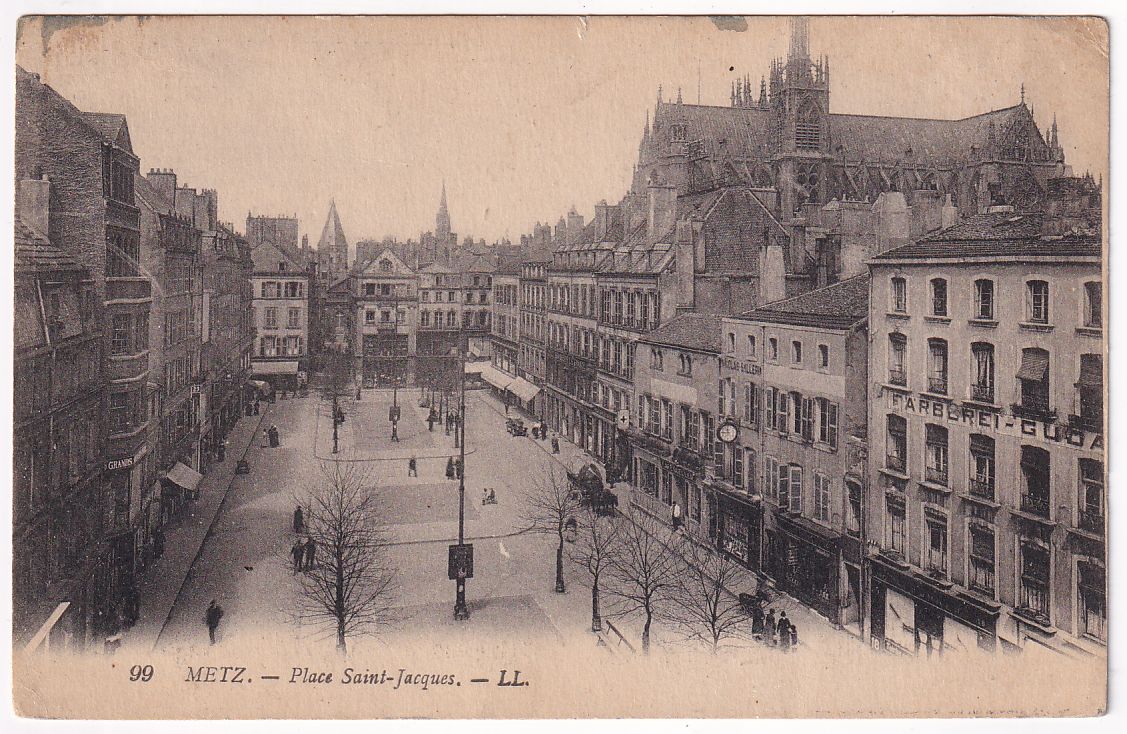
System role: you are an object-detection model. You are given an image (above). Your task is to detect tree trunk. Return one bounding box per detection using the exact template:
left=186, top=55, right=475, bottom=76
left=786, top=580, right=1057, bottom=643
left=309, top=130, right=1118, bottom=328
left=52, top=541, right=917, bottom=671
left=554, top=535, right=566, bottom=593
left=336, top=553, right=346, bottom=655
left=590, top=576, right=602, bottom=632
left=642, top=611, right=651, bottom=654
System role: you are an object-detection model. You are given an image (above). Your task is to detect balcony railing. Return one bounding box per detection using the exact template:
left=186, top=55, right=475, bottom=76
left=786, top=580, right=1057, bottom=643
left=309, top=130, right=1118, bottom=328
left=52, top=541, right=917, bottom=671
left=1078, top=509, right=1104, bottom=535
left=968, top=478, right=995, bottom=501
left=888, top=368, right=906, bottom=386
left=927, top=377, right=949, bottom=395
left=970, top=383, right=994, bottom=403
left=924, top=466, right=949, bottom=486
left=885, top=453, right=906, bottom=473
left=1020, top=492, right=1051, bottom=518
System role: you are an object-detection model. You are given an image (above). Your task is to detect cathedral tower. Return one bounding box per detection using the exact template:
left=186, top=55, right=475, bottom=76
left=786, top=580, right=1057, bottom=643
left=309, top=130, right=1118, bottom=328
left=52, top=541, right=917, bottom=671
left=436, top=181, right=451, bottom=242
left=771, top=17, right=832, bottom=218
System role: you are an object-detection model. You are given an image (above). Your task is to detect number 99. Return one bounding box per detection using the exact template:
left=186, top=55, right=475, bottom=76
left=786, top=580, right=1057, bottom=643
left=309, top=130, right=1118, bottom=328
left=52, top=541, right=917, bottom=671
left=129, top=664, right=154, bottom=682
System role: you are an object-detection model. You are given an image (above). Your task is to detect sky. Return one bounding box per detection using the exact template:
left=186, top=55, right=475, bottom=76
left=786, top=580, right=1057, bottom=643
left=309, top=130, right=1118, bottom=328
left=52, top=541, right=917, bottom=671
left=15, top=15, right=1108, bottom=247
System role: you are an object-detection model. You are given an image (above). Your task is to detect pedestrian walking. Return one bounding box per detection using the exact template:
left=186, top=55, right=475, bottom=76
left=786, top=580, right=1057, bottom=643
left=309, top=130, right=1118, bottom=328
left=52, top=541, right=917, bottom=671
left=551, top=437, right=560, bottom=454
left=408, top=456, right=417, bottom=477
left=752, top=603, right=765, bottom=636
left=262, top=427, right=270, bottom=448
left=776, top=611, right=790, bottom=649
left=292, top=505, right=304, bottom=533
left=789, top=624, right=799, bottom=650
left=291, top=539, right=304, bottom=574
left=303, top=536, right=317, bottom=571
left=391, top=423, right=399, bottom=442
left=454, top=457, right=463, bottom=480
left=446, top=457, right=456, bottom=480
left=671, top=501, right=684, bottom=532
left=254, top=399, right=260, bottom=415
left=765, top=609, right=776, bottom=645
left=427, top=411, right=435, bottom=432
left=205, top=600, right=224, bottom=645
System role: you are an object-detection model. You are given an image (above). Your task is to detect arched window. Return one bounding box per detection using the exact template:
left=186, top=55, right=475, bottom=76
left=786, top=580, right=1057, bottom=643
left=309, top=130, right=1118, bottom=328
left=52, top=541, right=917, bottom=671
left=796, top=97, right=821, bottom=150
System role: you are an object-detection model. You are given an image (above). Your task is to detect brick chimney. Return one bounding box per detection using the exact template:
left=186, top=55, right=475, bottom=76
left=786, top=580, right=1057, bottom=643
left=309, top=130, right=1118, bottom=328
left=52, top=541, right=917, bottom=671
left=18, top=177, right=51, bottom=238
left=146, top=167, right=177, bottom=204
left=872, top=191, right=910, bottom=255
left=593, top=200, right=609, bottom=241
left=647, top=180, right=677, bottom=244
left=567, top=208, right=585, bottom=244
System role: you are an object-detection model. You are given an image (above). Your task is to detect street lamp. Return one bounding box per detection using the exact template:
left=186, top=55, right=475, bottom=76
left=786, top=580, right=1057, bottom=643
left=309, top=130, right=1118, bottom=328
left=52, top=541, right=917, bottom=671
left=452, top=334, right=470, bottom=622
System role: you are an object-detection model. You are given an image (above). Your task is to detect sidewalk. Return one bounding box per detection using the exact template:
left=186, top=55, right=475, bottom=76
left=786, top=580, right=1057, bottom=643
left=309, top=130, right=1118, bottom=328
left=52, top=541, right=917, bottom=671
left=476, top=389, right=867, bottom=657
left=121, top=408, right=268, bottom=654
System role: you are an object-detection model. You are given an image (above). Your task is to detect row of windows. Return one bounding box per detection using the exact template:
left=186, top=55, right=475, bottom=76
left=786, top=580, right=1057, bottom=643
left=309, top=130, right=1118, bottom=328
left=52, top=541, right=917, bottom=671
left=494, top=284, right=519, bottom=306
left=258, top=335, right=304, bottom=357
left=727, top=332, right=831, bottom=370
left=599, top=288, right=660, bottom=331
left=259, top=281, right=305, bottom=298
left=261, top=306, right=303, bottom=330
left=887, top=335, right=1103, bottom=425
left=634, top=458, right=705, bottom=523
left=418, top=310, right=489, bottom=328
left=762, top=387, right=840, bottom=449
left=636, top=393, right=715, bottom=455
left=879, top=494, right=1105, bottom=639
left=890, top=275, right=1102, bottom=328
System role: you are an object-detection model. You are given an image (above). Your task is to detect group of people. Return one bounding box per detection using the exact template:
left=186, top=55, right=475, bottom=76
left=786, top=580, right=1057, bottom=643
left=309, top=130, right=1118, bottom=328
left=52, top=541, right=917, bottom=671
left=445, top=456, right=464, bottom=480
left=481, top=487, right=497, bottom=505
left=263, top=424, right=280, bottom=448
left=752, top=606, right=800, bottom=651
left=291, top=505, right=317, bottom=573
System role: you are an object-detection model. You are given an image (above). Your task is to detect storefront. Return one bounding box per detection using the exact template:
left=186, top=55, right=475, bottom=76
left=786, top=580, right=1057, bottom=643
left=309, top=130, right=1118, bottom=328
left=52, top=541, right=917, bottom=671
left=507, top=376, right=541, bottom=413
left=253, top=360, right=301, bottom=394
left=160, top=461, right=204, bottom=523
left=869, top=553, right=1000, bottom=656
left=708, top=487, right=762, bottom=571
left=769, top=513, right=843, bottom=623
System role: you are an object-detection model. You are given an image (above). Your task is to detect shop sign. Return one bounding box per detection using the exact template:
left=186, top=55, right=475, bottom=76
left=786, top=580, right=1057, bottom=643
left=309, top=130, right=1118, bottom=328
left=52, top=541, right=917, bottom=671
left=881, top=386, right=1102, bottom=451
left=720, top=356, right=762, bottom=376
left=106, top=457, right=135, bottom=471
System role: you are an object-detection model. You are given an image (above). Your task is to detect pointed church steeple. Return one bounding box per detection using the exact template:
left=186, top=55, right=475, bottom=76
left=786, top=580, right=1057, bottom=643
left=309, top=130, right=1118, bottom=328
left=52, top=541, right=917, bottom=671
left=788, top=16, right=810, bottom=61
left=317, top=198, right=350, bottom=274
left=436, top=181, right=451, bottom=240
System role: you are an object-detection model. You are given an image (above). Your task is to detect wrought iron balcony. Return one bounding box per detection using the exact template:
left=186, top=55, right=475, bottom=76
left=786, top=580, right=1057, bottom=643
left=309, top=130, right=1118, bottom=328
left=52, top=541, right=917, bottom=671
left=1020, top=492, right=1051, bottom=518
left=927, top=377, right=949, bottom=395
left=968, top=478, right=995, bottom=501
left=924, top=466, right=949, bottom=486
left=888, top=368, right=907, bottom=386
left=885, top=453, right=906, bottom=473
left=970, top=383, right=994, bottom=403
left=1078, top=509, right=1104, bottom=535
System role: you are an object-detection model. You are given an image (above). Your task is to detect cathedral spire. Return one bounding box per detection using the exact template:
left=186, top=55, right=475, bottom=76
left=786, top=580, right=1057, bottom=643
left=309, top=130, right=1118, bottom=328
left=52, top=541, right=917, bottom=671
left=1020, top=82, right=1026, bottom=105
left=676, top=86, right=683, bottom=104
left=436, top=181, right=451, bottom=239
left=788, top=16, right=810, bottom=61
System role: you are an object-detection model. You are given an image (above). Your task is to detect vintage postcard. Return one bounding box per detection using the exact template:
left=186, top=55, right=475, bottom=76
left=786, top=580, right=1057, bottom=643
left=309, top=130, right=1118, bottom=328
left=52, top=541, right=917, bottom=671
left=10, top=13, right=1108, bottom=719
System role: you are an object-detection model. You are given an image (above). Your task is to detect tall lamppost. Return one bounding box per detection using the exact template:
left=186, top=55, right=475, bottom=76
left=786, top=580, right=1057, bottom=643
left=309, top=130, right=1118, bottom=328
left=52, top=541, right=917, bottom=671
left=452, top=332, right=470, bottom=622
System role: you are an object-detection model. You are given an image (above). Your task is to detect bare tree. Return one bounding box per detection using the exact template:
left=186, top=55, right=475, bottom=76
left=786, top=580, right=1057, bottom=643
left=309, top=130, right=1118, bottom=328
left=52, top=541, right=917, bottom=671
left=294, top=461, right=396, bottom=654
left=567, top=504, right=622, bottom=632
left=664, top=536, right=752, bottom=653
left=604, top=506, right=685, bottom=654
left=519, top=465, right=584, bottom=593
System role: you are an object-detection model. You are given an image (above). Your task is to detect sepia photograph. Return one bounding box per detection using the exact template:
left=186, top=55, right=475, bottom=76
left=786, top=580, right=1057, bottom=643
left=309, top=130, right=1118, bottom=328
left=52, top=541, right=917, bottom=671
left=6, top=9, right=1110, bottom=720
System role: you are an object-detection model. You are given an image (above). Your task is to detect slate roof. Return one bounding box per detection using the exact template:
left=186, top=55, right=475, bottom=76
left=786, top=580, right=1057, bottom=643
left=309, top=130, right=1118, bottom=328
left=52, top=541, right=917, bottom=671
left=871, top=211, right=1101, bottom=261
left=640, top=312, right=724, bottom=353
left=656, top=102, right=1035, bottom=168
left=15, top=221, right=86, bottom=273
left=735, top=274, right=870, bottom=330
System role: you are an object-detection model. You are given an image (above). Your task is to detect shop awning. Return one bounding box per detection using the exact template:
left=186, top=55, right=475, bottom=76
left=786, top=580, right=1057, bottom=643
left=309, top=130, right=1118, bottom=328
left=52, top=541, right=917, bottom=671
left=1016, top=350, right=1049, bottom=382
left=1077, top=354, right=1102, bottom=387
left=479, top=364, right=515, bottom=390
left=165, top=462, right=203, bottom=493
left=248, top=379, right=272, bottom=394
left=508, top=377, right=541, bottom=403
left=253, top=361, right=300, bottom=376
left=464, top=361, right=487, bottom=375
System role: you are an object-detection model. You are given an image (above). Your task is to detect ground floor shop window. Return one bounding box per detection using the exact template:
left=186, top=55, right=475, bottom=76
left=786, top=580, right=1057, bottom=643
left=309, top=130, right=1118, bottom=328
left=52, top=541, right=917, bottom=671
left=723, top=511, right=750, bottom=563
